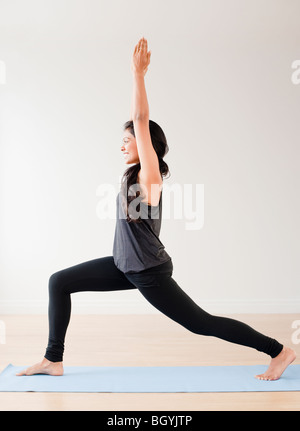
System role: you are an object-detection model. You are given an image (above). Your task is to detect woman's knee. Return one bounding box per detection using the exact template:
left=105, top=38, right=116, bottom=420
left=186, top=311, right=216, bottom=336
left=48, top=270, right=66, bottom=295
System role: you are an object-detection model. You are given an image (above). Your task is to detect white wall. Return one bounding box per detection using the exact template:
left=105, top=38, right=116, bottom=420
left=0, top=0, right=299, bottom=314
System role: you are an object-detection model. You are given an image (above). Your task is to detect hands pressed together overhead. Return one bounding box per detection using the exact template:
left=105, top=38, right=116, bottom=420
left=131, top=37, right=151, bottom=76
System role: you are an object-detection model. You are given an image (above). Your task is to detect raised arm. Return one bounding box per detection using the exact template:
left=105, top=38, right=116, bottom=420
left=130, top=38, right=162, bottom=202
left=130, top=37, right=150, bottom=119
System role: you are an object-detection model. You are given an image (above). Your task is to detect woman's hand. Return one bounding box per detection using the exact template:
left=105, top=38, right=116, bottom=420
left=131, top=37, right=151, bottom=76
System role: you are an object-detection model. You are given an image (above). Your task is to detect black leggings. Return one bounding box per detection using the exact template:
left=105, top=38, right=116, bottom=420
left=45, top=256, right=283, bottom=362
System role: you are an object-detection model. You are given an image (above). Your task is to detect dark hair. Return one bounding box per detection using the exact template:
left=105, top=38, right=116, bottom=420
left=121, top=119, right=170, bottom=223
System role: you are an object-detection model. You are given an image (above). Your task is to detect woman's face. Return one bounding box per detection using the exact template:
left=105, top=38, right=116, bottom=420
left=121, top=130, right=140, bottom=164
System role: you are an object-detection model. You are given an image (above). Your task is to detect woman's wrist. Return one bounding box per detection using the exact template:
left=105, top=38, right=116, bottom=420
left=132, top=71, right=145, bottom=78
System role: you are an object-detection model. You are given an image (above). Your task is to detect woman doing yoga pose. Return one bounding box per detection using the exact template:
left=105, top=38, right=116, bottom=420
left=17, top=37, right=296, bottom=380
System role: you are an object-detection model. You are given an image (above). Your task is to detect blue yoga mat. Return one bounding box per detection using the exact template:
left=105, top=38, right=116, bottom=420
left=0, top=364, right=299, bottom=392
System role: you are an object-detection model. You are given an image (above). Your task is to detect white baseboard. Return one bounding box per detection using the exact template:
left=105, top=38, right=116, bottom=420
left=0, top=298, right=299, bottom=315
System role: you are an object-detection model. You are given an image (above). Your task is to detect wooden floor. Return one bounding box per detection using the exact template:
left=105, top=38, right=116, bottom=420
left=0, top=313, right=299, bottom=411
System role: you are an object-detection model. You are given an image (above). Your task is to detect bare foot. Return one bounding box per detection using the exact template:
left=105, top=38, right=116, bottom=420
left=255, top=346, right=296, bottom=381
left=16, top=358, right=64, bottom=376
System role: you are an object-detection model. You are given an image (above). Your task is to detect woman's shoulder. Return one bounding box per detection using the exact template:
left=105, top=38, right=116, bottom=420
left=137, top=171, right=163, bottom=207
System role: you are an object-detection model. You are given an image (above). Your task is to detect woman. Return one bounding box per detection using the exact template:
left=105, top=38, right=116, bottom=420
left=17, top=37, right=296, bottom=380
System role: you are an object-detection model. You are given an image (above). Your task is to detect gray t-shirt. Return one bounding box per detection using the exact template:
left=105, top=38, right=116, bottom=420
left=113, top=189, right=171, bottom=274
